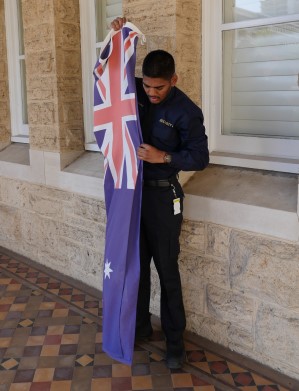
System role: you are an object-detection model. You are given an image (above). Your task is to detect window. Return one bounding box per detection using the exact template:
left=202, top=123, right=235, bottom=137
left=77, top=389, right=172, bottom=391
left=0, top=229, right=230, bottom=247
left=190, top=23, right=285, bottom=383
left=203, top=0, right=299, bottom=173
left=80, top=0, right=122, bottom=151
left=4, top=0, right=29, bottom=143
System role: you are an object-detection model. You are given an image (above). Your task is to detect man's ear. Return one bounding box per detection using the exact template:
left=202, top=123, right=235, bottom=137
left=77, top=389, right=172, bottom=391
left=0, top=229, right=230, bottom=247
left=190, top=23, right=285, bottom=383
left=171, top=73, right=178, bottom=86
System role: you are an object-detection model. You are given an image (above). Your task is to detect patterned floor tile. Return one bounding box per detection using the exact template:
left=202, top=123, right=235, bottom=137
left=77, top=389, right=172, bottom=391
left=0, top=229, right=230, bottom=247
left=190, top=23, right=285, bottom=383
left=0, top=249, right=295, bottom=391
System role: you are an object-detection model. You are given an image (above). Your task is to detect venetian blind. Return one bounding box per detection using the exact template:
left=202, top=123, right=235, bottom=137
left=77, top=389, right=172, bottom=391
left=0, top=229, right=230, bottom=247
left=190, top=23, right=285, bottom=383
left=222, top=0, right=299, bottom=138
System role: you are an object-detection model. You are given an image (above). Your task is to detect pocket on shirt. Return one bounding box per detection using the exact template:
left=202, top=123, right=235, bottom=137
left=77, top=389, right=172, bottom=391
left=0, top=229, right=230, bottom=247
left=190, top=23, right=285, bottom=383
left=151, top=123, right=180, bottom=149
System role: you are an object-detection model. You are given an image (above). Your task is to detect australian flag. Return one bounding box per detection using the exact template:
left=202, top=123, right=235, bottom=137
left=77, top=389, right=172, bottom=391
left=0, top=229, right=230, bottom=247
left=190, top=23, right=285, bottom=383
left=93, top=23, right=145, bottom=365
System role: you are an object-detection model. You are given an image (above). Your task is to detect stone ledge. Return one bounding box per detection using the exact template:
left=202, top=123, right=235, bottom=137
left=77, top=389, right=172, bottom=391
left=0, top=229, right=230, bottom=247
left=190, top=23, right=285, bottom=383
left=63, top=151, right=104, bottom=178
left=183, top=165, right=299, bottom=242
left=184, top=194, right=299, bottom=242
left=183, top=165, right=298, bottom=212
left=0, top=143, right=30, bottom=165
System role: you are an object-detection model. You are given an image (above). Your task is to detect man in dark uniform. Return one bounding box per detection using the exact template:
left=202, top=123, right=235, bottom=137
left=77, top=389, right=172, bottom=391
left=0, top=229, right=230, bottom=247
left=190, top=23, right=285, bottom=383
left=111, top=17, right=209, bottom=369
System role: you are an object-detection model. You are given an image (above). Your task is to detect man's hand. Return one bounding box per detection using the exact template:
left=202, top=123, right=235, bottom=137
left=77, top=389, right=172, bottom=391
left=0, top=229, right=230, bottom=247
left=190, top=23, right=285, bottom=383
left=110, top=17, right=127, bottom=31
left=138, top=144, right=165, bottom=163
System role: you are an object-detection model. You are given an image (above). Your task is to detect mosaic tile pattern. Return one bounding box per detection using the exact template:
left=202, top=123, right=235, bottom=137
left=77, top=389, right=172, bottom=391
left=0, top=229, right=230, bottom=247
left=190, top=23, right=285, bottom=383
left=0, top=250, right=294, bottom=391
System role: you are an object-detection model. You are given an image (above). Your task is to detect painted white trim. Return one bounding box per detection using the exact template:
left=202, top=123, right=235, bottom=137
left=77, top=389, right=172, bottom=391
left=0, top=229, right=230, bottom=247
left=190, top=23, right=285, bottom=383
left=0, top=148, right=104, bottom=200
left=0, top=149, right=45, bottom=183
left=213, top=135, right=299, bottom=161
left=202, top=0, right=222, bottom=157
left=11, top=135, right=29, bottom=144
left=79, top=0, right=98, bottom=145
left=222, top=13, right=299, bottom=30
left=202, top=0, right=299, bottom=173
left=85, top=142, right=100, bottom=152
left=184, top=194, right=299, bottom=242
left=210, top=152, right=299, bottom=174
left=0, top=147, right=297, bottom=241
left=4, top=0, right=28, bottom=138
left=44, top=152, right=104, bottom=199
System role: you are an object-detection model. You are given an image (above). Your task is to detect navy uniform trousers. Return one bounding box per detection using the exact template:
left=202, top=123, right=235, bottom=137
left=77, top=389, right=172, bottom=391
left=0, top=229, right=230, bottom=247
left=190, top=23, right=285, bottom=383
left=136, top=178, right=186, bottom=355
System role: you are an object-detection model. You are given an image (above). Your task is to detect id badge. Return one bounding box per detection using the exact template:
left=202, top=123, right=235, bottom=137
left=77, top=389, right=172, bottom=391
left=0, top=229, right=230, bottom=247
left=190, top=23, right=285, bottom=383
left=173, top=198, right=181, bottom=215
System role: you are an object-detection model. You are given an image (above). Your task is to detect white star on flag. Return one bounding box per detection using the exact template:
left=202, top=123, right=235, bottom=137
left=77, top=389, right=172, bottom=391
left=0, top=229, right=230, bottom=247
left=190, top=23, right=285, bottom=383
left=104, top=260, right=113, bottom=279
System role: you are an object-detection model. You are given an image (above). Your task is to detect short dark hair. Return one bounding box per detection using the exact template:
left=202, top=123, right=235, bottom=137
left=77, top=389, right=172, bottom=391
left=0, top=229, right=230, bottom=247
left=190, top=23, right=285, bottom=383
left=142, top=50, right=175, bottom=80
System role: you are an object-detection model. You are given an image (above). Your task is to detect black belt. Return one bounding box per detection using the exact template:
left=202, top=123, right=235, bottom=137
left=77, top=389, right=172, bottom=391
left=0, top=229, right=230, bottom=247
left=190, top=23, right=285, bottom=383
left=143, top=177, right=177, bottom=187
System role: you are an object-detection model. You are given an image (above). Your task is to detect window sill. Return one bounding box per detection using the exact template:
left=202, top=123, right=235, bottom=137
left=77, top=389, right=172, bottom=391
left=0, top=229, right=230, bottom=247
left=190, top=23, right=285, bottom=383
left=183, top=165, right=299, bottom=242
left=44, top=151, right=104, bottom=199
left=85, top=142, right=100, bottom=152
left=210, top=151, right=299, bottom=175
left=63, top=151, right=104, bottom=178
left=0, top=143, right=30, bottom=165
left=0, top=144, right=45, bottom=183
left=11, top=135, right=29, bottom=144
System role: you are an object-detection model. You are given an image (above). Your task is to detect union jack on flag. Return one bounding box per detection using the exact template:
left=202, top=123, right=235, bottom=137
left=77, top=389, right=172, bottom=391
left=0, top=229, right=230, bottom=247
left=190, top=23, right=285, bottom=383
left=93, top=23, right=145, bottom=365
left=94, top=23, right=145, bottom=189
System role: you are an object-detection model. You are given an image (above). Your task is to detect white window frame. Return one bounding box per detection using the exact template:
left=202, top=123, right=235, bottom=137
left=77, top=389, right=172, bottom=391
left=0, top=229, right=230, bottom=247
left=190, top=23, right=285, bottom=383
left=4, top=0, right=29, bottom=143
left=80, top=0, right=122, bottom=152
left=202, top=1, right=299, bottom=174
left=80, top=0, right=99, bottom=151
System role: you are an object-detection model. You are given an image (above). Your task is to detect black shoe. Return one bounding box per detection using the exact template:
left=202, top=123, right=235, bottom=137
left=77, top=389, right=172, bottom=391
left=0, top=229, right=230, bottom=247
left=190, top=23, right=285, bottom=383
left=166, top=350, right=185, bottom=369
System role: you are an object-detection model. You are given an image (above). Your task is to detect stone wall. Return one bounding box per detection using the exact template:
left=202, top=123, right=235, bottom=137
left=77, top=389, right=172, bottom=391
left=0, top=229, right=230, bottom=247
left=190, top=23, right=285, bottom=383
left=1, top=0, right=298, bottom=382
left=22, top=0, right=84, bottom=152
left=175, top=0, right=202, bottom=105
left=0, top=176, right=105, bottom=289
left=123, top=0, right=202, bottom=104
left=177, top=220, right=299, bottom=380
left=0, top=0, right=11, bottom=150
left=0, top=174, right=298, bottom=380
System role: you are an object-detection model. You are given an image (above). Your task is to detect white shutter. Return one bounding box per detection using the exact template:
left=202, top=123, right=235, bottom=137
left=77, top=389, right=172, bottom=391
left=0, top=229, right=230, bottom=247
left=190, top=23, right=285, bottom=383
left=222, top=22, right=299, bottom=138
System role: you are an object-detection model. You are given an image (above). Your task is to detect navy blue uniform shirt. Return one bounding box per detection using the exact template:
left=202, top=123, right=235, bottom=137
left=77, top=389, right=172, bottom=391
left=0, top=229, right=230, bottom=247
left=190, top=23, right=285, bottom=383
left=136, top=78, right=209, bottom=180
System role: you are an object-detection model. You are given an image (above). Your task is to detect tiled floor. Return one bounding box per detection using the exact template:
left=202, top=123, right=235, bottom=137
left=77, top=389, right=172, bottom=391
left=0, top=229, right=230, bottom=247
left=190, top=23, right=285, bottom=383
left=0, top=248, right=296, bottom=391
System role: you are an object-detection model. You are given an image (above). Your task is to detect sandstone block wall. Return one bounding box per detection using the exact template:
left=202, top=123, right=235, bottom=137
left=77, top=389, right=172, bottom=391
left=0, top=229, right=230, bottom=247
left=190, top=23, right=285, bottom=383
left=22, top=0, right=84, bottom=152
left=149, top=220, right=299, bottom=380
left=0, top=174, right=298, bottom=380
left=175, top=0, right=202, bottom=104
left=177, top=220, right=299, bottom=380
left=1, top=0, right=298, bottom=382
left=124, top=0, right=202, bottom=105
left=0, top=177, right=106, bottom=289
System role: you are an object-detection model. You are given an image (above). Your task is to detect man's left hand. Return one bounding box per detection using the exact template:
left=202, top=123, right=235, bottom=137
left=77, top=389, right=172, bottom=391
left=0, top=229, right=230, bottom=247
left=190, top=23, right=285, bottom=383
left=138, top=144, right=165, bottom=163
